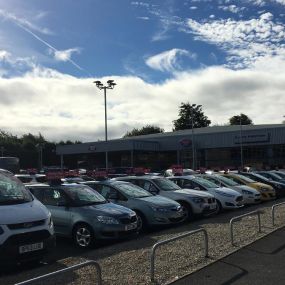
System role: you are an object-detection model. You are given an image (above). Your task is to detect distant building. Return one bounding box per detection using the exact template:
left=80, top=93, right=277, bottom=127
left=56, top=124, right=285, bottom=170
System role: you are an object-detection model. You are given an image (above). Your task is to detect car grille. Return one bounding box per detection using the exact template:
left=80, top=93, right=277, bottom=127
left=236, top=196, right=243, bottom=202
left=120, top=216, right=137, bottom=224
left=4, top=230, right=51, bottom=246
left=7, top=219, right=46, bottom=230
left=208, top=198, right=215, bottom=203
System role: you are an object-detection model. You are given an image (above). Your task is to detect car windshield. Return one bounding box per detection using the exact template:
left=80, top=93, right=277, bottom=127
left=115, top=183, right=152, bottom=198
left=215, top=175, right=239, bottom=186
left=273, top=172, right=285, bottom=178
left=266, top=172, right=283, bottom=180
left=64, top=185, right=106, bottom=206
left=153, top=178, right=181, bottom=191
left=193, top=177, right=219, bottom=188
left=251, top=173, right=270, bottom=181
left=0, top=173, right=33, bottom=205
left=234, top=174, right=256, bottom=183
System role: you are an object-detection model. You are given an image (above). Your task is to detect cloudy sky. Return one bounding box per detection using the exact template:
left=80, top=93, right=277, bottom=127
left=0, top=0, right=284, bottom=142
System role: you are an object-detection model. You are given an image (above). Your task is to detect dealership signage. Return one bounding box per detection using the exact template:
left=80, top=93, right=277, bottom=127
left=88, top=145, right=97, bottom=151
left=179, top=138, right=192, bottom=147
left=234, top=132, right=270, bottom=144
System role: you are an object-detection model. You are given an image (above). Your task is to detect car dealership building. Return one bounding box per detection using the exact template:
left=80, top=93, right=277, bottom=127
left=56, top=124, right=285, bottom=170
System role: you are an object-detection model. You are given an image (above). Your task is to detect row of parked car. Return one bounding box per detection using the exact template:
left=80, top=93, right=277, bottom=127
left=1, top=168, right=285, bottom=266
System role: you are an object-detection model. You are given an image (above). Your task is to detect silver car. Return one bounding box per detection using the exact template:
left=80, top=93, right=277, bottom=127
left=84, top=180, right=185, bottom=232
left=114, top=176, right=217, bottom=220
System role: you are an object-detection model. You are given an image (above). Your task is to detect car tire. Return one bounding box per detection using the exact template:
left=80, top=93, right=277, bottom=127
left=216, top=200, right=223, bottom=213
left=73, top=223, right=94, bottom=248
left=180, top=202, right=194, bottom=221
left=135, top=211, right=147, bottom=233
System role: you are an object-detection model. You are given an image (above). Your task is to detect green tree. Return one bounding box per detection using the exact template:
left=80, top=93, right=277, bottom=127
left=123, top=125, right=164, bottom=138
left=173, top=103, right=211, bottom=131
left=229, top=114, right=253, bottom=125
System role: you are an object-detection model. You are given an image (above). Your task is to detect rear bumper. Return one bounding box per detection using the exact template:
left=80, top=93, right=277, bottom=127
left=0, top=233, right=56, bottom=265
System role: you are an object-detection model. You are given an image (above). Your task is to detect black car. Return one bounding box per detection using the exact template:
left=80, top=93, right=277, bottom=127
left=241, top=172, right=285, bottom=198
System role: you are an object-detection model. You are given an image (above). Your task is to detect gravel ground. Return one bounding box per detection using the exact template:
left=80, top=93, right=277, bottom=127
left=2, top=198, right=285, bottom=285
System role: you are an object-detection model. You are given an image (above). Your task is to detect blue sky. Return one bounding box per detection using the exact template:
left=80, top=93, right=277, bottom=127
left=0, top=0, right=284, bottom=141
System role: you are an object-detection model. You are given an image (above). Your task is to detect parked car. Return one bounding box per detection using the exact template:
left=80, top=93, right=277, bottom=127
left=256, top=171, right=285, bottom=184
left=201, top=174, right=261, bottom=204
left=83, top=180, right=185, bottom=232
left=221, top=173, right=276, bottom=201
left=114, top=176, right=217, bottom=220
left=270, top=170, right=285, bottom=179
left=240, top=172, right=285, bottom=198
left=27, top=183, right=137, bottom=248
left=0, top=173, right=55, bottom=265
left=168, top=176, right=244, bottom=212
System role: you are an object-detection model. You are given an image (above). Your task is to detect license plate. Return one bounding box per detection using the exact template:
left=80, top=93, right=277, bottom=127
left=210, top=204, right=216, bottom=210
left=19, top=242, right=43, bottom=254
left=125, top=223, right=137, bottom=231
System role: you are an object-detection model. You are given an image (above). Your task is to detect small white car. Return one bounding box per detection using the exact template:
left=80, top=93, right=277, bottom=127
left=201, top=174, right=261, bottom=205
left=168, top=176, right=244, bottom=212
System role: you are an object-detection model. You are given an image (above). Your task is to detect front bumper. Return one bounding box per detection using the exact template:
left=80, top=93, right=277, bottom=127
left=260, top=192, right=276, bottom=201
left=243, top=195, right=262, bottom=205
left=0, top=230, right=56, bottom=265
left=93, top=223, right=138, bottom=240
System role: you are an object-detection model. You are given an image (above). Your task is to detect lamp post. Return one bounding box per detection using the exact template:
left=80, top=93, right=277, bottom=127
left=239, top=115, right=244, bottom=170
left=191, top=112, right=195, bottom=170
left=94, top=79, right=116, bottom=170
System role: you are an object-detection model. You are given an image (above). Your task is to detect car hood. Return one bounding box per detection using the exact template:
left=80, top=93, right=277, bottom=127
left=235, top=185, right=259, bottom=194
left=0, top=199, right=49, bottom=225
left=249, top=182, right=273, bottom=190
left=174, top=189, right=214, bottom=198
left=82, top=202, right=134, bottom=217
left=212, top=187, right=240, bottom=196
left=138, top=195, right=179, bottom=207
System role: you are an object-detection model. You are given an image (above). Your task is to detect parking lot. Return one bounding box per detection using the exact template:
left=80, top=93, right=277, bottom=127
left=1, top=197, right=285, bottom=285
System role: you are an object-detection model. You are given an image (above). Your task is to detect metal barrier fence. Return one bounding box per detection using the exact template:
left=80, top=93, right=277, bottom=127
left=150, top=228, right=208, bottom=284
left=271, top=202, right=285, bottom=226
left=230, top=210, right=261, bottom=246
left=15, top=260, right=102, bottom=285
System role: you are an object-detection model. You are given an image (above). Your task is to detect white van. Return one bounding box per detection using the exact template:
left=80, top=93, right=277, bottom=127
left=0, top=171, right=55, bottom=265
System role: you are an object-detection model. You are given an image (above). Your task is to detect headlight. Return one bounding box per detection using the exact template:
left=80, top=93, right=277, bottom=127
left=96, top=216, right=119, bottom=224
left=47, top=212, right=53, bottom=229
left=190, top=197, right=204, bottom=204
left=215, top=191, right=234, bottom=198
left=150, top=206, right=169, bottom=212
left=259, top=188, right=268, bottom=192
left=0, top=226, right=4, bottom=235
left=242, top=190, right=252, bottom=195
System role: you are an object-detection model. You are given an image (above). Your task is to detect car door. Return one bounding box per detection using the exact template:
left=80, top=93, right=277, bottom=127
left=42, top=187, right=71, bottom=236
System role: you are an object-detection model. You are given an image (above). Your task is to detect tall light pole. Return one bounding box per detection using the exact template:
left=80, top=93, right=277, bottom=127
left=239, top=114, right=244, bottom=170
left=94, top=79, right=116, bottom=170
left=189, top=110, right=195, bottom=170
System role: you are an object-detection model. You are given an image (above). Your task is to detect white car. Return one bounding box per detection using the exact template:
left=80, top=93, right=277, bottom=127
left=168, top=176, right=244, bottom=212
left=201, top=174, right=261, bottom=205
left=0, top=172, right=55, bottom=265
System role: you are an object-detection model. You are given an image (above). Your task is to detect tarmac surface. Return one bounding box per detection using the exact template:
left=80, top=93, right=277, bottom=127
left=171, top=226, right=285, bottom=285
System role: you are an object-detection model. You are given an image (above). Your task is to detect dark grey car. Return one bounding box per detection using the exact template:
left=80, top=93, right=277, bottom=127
left=83, top=180, right=185, bottom=232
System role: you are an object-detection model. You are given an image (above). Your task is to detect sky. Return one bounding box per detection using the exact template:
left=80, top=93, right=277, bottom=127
left=0, top=0, right=284, bottom=142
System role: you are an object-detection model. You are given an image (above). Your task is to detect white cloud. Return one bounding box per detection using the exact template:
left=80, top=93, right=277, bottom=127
left=190, top=6, right=198, bottom=9
left=218, top=5, right=246, bottom=13
left=274, top=0, right=285, bottom=4
left=0, top=9, right=52, bottom=35
left=0, top=61, right=284, bottom=142
left=137, top=16, right=150, bottom=20
left=145, top=49, right=196, bottom=72
left=52, top=48, right=81, bottom=62
left=186, top=13, right=285, bottom=68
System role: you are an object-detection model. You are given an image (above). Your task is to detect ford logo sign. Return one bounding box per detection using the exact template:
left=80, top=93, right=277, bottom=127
left=179, top=139, right=192, bottom=147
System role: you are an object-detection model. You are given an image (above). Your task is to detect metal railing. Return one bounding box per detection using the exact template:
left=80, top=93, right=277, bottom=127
left=230, top=210, right=261, bottom=246
left=15, top=260, right=102, bottom=285
left=271, top=202, right=285, bottom=226
left=150, top=228, right=208, bottom=284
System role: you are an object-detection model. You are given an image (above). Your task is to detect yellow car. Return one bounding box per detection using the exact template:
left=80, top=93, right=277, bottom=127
left=221, top=173, right=276, bottom=201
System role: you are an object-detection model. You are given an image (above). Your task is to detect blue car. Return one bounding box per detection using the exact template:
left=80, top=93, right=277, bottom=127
left=27, top=183, right=137, bottom=248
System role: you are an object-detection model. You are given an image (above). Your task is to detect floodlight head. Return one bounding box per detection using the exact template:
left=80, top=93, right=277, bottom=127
left=107, top=79, right=114, bottom=84
left=94, top=80, right=102, bottom=86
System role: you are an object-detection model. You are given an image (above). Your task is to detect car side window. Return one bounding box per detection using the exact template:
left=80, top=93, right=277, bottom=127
left=140, top=180, right=151, bottom=191
left=99, top=185, right=119, bottom=200
left=170, top=178, right=180, bottom=186
left=182, top=180, right=194, bottom=188
left=29, top=187, right=44, bottom=202
left=43, top=188, right=67, bottom=206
